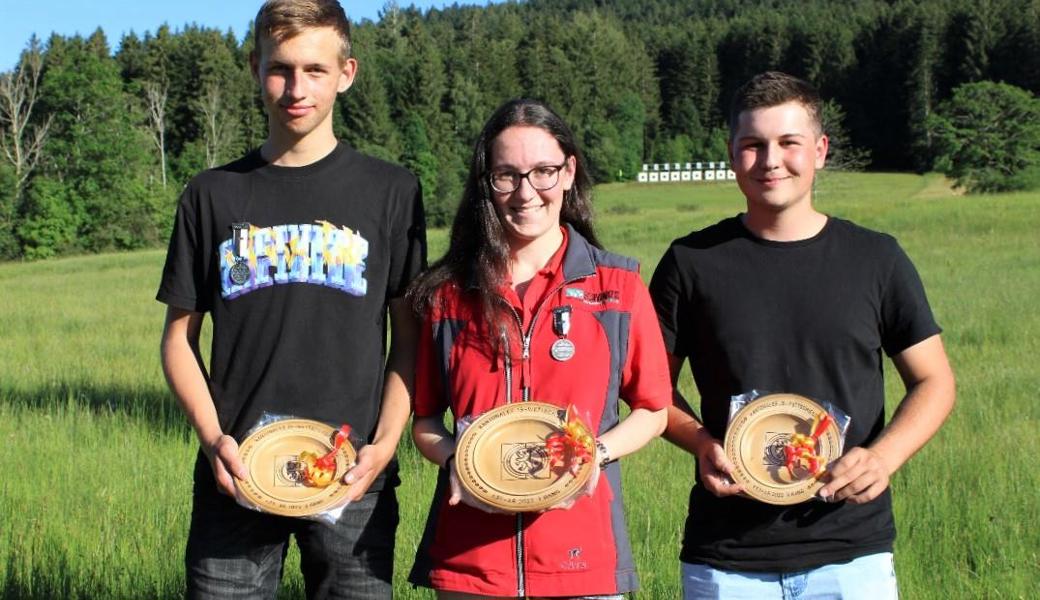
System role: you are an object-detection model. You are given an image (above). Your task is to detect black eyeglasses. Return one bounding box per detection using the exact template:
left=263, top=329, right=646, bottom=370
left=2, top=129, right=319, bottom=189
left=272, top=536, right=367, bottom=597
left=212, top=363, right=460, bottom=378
left=487, top=162, right=568, bottom=193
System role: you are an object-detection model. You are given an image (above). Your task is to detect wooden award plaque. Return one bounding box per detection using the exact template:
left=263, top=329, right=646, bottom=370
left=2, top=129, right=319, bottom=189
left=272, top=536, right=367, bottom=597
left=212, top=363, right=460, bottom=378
left=236, top=419, right=357, bottom=517
left=724, top=394, right=842, bottom=505
left=454, top=402, right=594, bottom=513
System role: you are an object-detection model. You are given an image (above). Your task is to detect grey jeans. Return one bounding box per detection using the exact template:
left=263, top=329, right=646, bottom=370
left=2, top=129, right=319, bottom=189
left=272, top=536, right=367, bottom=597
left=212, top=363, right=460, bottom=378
left=185, top=483, right=398, bottom=600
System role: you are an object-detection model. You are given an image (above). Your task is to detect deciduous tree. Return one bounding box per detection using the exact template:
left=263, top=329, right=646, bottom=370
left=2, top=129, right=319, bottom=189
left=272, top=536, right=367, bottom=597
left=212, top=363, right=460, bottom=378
left=0, top=37, right=52, bottom=210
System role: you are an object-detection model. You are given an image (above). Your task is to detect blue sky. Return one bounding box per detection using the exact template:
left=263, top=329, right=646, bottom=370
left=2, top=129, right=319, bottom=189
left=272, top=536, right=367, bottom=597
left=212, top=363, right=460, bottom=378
left=0, top=0, right=496, bottom=70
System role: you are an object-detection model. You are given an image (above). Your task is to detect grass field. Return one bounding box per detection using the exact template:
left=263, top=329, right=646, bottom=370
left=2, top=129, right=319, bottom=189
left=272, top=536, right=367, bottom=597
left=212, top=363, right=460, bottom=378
left=1, top=172, right=1038, bottom=598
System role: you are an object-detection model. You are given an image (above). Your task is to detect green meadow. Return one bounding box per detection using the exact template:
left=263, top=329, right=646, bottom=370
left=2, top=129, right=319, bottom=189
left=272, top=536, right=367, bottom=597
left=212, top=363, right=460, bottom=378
left=1, top=172, right=1037, bottom=598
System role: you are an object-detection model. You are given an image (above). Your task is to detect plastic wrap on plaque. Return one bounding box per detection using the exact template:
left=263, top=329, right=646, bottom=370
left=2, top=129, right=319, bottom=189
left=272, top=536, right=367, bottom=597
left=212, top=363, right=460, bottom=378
left=723, top=391, right=850, bottom=505
left=234, top=413, right=362, bottom=523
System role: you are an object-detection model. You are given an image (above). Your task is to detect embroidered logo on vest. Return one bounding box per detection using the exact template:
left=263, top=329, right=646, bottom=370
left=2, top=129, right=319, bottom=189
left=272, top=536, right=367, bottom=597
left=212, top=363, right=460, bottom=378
left=560, top=546, right=588, bottom=570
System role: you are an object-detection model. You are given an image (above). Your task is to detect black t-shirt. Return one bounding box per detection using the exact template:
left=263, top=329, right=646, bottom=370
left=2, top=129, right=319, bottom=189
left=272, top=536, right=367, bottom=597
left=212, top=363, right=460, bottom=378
left=157, top=143, right=426, bottom=490
left=649, top=215, right=940, bottom=572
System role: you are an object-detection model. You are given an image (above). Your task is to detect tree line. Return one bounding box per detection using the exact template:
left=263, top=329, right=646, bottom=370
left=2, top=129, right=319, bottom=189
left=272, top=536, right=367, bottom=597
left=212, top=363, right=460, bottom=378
left=1, top=0, right=1038, bottom=260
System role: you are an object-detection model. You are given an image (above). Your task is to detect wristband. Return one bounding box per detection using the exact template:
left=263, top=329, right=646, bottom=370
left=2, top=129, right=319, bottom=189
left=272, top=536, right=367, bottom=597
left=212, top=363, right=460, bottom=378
left=595, top=439, right=611, bottom=468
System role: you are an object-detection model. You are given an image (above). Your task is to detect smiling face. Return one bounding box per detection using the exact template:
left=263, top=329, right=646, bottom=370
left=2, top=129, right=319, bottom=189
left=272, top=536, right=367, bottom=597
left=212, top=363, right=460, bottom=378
left=488, top=126, right=576, bottom=251
left=252, top=26, right=356, bottom=149
left=729, top=101, right=828, bottom=216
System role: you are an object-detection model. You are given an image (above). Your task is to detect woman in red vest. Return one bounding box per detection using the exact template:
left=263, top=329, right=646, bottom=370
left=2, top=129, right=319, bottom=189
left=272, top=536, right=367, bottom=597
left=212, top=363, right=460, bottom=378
left=407, top=98, right=671, bottom=599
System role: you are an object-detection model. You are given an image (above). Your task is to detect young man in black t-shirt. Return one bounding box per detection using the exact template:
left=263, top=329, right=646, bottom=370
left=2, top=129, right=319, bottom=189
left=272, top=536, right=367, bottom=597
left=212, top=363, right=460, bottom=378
left=157, top=2, right=426, bottom=598
left=649, top=72, right=955, bottom=598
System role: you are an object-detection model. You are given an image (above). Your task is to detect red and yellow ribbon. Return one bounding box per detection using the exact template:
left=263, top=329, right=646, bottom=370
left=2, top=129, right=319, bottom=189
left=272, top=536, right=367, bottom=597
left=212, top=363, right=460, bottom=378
left=299, top=424, right=352, bottom=488
left=545, top=404, right=595, bottom=475
left=783, top=412, right=832, bottom=478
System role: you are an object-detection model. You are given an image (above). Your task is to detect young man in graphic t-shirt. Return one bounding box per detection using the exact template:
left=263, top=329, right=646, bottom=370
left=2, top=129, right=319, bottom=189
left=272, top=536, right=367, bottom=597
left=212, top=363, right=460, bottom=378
left=156, top=1, right=426, bottom=598
left=649, top=72, right=955, bottom=598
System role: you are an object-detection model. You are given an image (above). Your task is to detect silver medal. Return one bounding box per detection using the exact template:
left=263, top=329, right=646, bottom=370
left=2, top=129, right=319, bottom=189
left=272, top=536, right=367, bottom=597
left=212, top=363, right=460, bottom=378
left=230, top=259, right=251, bottom=285
left=229, top=222, right=251, bottom=285
left=550, top=338, right=575, bottom=361
left=550, top=306, right=574, bottom=361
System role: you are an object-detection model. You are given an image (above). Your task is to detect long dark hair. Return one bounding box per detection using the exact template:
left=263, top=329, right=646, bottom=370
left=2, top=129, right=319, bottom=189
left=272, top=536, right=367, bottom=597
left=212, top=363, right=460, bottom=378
left=408, top=98, right=600, bottom=343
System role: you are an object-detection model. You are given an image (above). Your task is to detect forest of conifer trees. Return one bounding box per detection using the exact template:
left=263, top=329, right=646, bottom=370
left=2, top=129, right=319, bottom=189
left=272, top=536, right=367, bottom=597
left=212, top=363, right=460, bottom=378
left=0, top=0, right=1037, bottom=259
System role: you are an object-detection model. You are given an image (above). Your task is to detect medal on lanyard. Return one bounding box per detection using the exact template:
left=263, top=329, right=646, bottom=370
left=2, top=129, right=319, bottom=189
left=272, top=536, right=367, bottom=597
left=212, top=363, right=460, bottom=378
left=229, top=222, right=251, bottom=285
left=550, top=305, right=575, bottom=361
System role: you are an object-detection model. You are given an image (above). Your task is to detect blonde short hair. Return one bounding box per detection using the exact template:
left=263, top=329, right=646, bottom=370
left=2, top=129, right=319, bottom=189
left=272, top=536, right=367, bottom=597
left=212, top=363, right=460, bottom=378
left=253, top=0, right=352, bottom=61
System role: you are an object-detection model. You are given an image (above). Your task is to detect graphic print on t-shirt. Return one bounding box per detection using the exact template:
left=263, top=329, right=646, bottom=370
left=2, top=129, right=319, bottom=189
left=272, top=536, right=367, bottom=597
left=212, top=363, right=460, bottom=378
left=219, top=220, right=369, bottom=299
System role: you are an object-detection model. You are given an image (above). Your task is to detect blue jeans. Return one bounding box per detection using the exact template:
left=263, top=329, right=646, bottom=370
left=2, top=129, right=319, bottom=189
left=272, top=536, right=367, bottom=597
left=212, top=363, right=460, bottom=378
left=681, top=552, right=898, bottom=600
left=185, top=483, right=398, bottom=600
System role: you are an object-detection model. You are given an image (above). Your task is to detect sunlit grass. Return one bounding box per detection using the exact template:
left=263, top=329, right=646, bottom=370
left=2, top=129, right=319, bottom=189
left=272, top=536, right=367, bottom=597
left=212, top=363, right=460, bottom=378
left=1, top=172, right=1037, bottom=598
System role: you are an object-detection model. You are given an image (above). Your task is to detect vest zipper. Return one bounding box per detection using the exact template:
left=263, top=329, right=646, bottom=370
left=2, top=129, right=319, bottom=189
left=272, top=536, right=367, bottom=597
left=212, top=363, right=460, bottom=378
left=516, top=513, right=526, bottom=596
left=502, top=329, right=513, bottom=405
left=498, top=274, right=589, bottom=597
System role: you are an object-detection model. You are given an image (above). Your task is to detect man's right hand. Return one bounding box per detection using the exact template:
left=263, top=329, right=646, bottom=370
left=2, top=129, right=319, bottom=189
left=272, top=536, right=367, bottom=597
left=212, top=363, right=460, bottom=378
left=662, top=354, right=743, bottom=497
left=694, top=430, right=744, bottom=497
left=204, top=434, right=248, bottom=497
left=162, top=307, right=244, bottom=496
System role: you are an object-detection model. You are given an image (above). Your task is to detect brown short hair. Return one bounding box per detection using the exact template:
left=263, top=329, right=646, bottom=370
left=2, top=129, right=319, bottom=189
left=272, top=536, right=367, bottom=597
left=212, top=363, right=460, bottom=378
left=253, top=0, right=352, bottom=61
left=729, top=71, right=822, bottom=139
